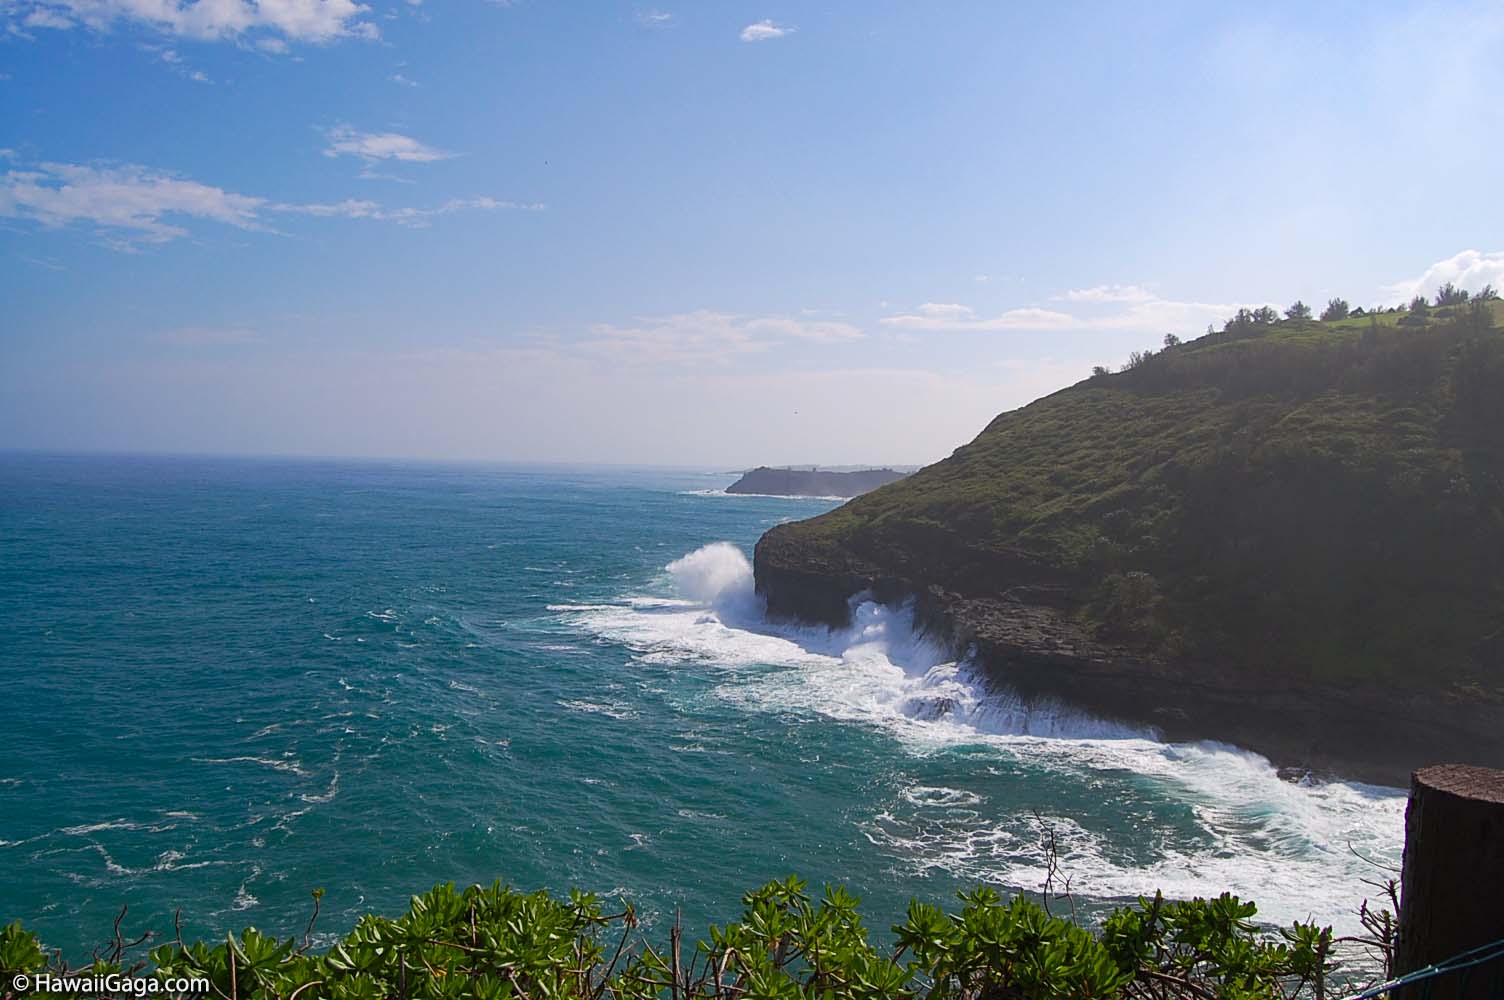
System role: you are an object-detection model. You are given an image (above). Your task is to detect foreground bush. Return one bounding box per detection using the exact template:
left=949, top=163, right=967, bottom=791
left=0, top=877, right=1344, bottom=1000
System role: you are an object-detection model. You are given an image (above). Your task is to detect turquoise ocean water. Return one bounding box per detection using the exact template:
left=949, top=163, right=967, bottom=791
left=0, top=455, right=1404, bottom=958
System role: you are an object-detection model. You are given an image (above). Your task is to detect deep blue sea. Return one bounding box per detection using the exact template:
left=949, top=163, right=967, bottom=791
left=0, top=455, right=1404, bottom=959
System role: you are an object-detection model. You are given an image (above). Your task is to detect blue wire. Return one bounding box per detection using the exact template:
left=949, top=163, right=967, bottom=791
left=1340, top=938, right=1504, bottom=1000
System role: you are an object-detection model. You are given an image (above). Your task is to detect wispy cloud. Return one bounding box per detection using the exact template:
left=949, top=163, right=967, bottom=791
left=578, top=310, right=860, bottom=365
left=3, top=0, right=377, bottom=44
left=882, top=288, right=1261, bottom=334
left=0, top=162, right=266, bottom=245
left=0, top=157, right=539, bottom=247
left=387, top=73, right=418, bottom=87
left=911, top=303, right=975, bottom=320
left=23, top=5, right=73, bottom=28
left=740, top=19, right=792, bottom=42
left=142, top=43, right=211, bottom=82
left=636, top=8, right=672, bottom=26
left=323, top=125, right=451, bottom=163
left=1054, top=284, right=1157, bottom=304
left=273, top=195, right=543, bottom=228
left=881, top=304, right=1079, bottom=332
left=1380, top=249, right=1504, bottom=305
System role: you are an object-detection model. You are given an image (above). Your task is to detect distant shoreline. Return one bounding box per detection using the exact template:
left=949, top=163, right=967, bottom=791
left=725, top=466, right=907, bottom=499
left=683, top=488, right=851, bottom=502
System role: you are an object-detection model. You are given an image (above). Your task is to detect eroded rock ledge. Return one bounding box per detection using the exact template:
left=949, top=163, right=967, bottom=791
left=754, top=523, right=1499, bottom=788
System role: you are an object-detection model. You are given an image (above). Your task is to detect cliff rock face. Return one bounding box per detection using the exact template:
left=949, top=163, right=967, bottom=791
left=726, top=467, right=906, bottom=498
left=754, top=307, right=1504, bottom=786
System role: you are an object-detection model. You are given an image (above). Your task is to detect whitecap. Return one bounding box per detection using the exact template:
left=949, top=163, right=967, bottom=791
left=555, top=541, right=1406, bottom=936
left=557, top=699, right=637, bottom=720
left=192, top=756, right=312, bottom=778
left=300, top=771, right=341, bottom=804
left=680, top=489, right=849, bottom=502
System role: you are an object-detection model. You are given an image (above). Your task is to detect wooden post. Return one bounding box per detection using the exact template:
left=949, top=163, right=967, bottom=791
left=1395, top=764, right=1504, bottom=1000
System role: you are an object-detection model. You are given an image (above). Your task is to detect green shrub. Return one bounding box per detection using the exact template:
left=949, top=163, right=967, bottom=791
left=0, top=879, right=1340, bottom=1000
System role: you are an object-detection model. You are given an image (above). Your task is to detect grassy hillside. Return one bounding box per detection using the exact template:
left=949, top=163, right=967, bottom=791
left=762, top=299, right=1504, bottom=697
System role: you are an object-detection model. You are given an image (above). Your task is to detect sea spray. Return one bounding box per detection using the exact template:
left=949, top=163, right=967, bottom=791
left=552, top=540, right=1406, bottom=934
left=665, top=542, right=761, bottom=620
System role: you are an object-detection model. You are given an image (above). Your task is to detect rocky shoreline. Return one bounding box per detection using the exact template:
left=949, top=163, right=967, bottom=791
left=754, top=525, right=1499, bottom=788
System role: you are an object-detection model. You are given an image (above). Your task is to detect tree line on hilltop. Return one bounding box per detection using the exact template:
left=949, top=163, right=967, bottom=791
left=1092, top=282, right=1499, bottom=380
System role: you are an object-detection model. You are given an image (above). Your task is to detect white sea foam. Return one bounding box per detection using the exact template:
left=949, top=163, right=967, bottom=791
left=300, top=771, right=341, bottom=804
left=192, top=755, right=312, bottom=778
left=58, top=819, right=149, bottom=836
left=665, top=542, right=762, bottom=617
left=231, top=866, right=262, bottom=911
left=558, top=698, right=637, bottom=720
left=551, top=542, right=1407, bottom=935
left=680, top=489, right=850, bottom=502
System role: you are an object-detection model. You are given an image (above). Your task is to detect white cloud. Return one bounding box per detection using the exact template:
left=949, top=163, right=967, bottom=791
left=5, top=0, right=377, bottom=43
left=143, top=42, right=210, bottom=80
left=0, top=162, right=266, bottom=244
left=636, top=8, right=671, bottom=25
left=388, top=73, right=417, bottom=86
left=915, top=302, right=975, bottom=320
left=881, top=288, right=1264, bottom=336
left=324, top=125, right=451, bottom=163
left=740, top=19, right=791, bottom=42
left=273, top=195, right=542, bottom=227
left=1109, top=297, right=1261, bottom=333
left=0, top=157, right=538, bottom=246
left=24, top=6, right=74, bottom=28
left=1381, top=249, right=1504, bottom=305
left=1055, top=283, right=1156, bottom=304
left=742, top=315, right=863, bottom=343
left=273, top=197, right=382, bottom=219
left=881, top=304, right=1078, bottom=332
left=578, top=310, right=860, bottom=365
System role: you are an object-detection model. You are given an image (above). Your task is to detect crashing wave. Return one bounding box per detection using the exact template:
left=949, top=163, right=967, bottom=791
left=548, top=541, right=1406, bottom=934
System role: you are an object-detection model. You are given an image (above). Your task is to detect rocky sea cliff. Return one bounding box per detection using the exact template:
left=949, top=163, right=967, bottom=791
left=753, top=304, right=1504, bottom=786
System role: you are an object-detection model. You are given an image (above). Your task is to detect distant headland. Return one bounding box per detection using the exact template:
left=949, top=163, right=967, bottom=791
left=726, top=466, right=908, bottom=498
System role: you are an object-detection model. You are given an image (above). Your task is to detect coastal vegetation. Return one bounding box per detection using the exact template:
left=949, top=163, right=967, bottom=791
left=754, top=291, right=1504, bottom=780
left=1, top=876, right=1357, bottom=1000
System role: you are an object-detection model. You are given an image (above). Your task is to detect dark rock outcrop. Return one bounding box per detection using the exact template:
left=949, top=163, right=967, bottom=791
left=755, top=526, right=1501, bottom=786
left=726, top=467, right=906, bottom=498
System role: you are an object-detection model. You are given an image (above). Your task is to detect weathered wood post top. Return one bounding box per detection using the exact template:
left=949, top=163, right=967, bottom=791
left=1396, top=764, right=1504, bottom=1000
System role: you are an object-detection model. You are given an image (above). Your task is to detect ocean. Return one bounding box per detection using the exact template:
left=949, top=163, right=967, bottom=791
left=0, top=454, right=1404, bottom=959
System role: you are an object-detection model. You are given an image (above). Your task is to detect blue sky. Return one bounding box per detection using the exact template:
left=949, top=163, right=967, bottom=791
left=3, top=1, right=1503, bottom=466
